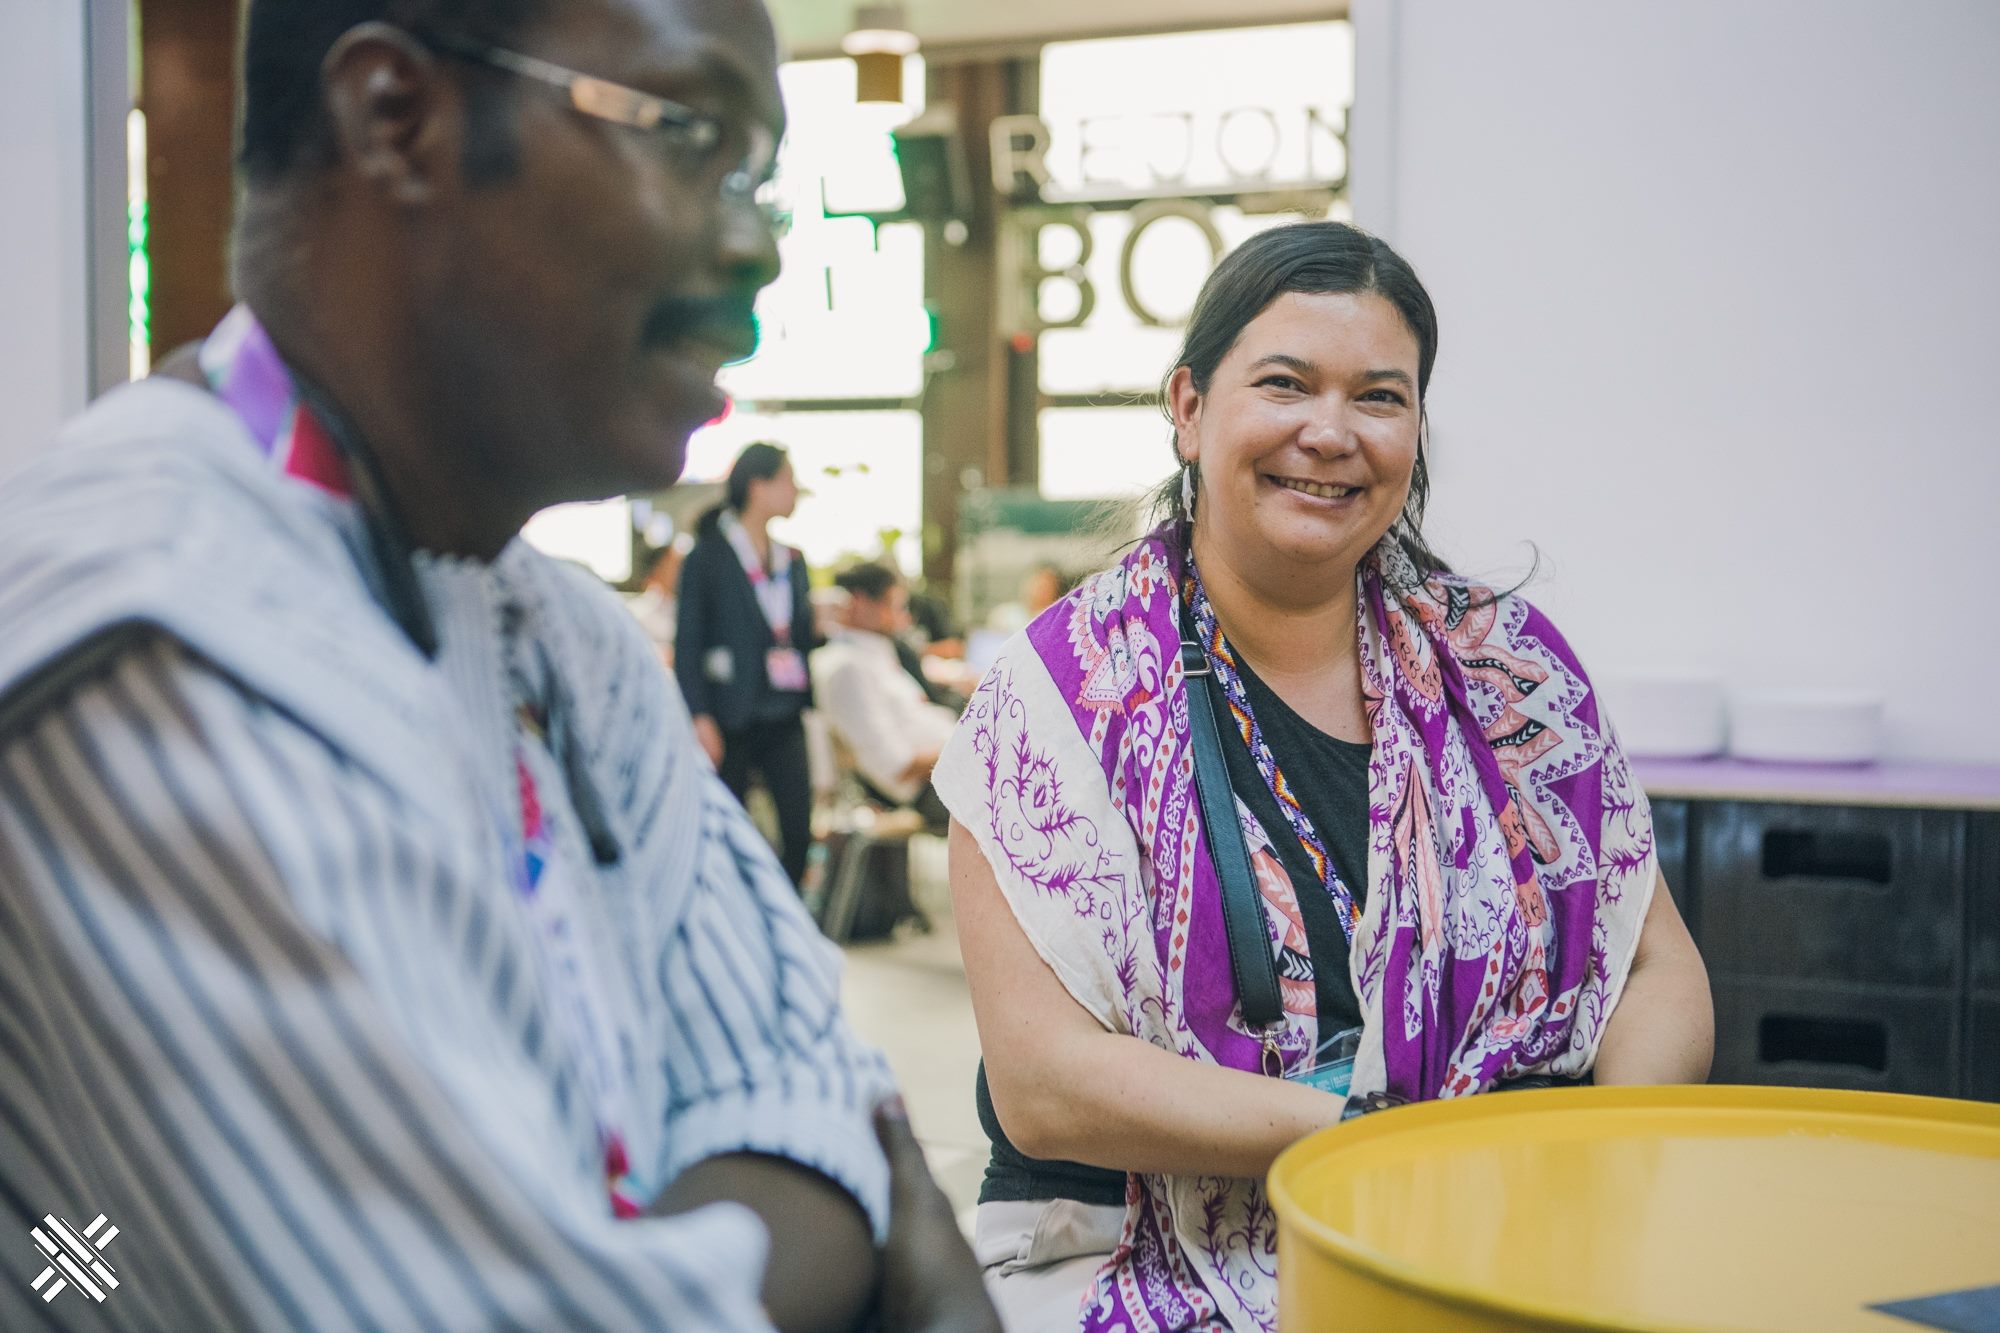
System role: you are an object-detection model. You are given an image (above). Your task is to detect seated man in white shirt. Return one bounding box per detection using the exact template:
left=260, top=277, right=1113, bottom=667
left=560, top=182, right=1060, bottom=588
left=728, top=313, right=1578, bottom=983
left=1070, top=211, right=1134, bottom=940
left=625, top=538, right=685, bottom=666
left=813, top=563, right=958, bottom=828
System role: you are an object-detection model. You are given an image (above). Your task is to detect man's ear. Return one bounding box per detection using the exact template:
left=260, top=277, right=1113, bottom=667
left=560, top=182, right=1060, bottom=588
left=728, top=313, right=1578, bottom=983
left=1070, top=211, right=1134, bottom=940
left=319, top=22, right=458, bottom=206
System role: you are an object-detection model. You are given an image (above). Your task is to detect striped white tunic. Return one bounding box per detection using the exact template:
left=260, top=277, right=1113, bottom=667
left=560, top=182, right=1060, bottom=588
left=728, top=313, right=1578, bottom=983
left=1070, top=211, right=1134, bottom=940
left=0, top=381, right=895, bottom=1331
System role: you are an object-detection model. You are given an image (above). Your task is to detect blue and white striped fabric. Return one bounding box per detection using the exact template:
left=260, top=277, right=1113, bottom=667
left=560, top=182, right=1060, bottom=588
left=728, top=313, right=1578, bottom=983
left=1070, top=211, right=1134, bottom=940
left=0, top=380, right=895, bottom=1331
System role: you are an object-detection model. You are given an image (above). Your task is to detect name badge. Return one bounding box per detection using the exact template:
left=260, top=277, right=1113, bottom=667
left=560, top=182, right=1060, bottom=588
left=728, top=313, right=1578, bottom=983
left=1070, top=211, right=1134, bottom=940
left=765, top=647, right=810, bottom=693
left=1285, top=1025, right=1361, bottom=1097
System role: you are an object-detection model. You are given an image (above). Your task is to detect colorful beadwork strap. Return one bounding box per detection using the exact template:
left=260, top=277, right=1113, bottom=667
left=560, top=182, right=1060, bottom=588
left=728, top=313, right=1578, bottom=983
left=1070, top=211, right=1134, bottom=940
left=514, top=749, right=642, bottom=1218
left=1184, top=558, right=1360, bottom=942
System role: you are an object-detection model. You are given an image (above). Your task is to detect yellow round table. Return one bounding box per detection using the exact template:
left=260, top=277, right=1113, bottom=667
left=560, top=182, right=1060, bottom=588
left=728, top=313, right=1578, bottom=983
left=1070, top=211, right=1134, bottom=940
left=1269, top=1085, right=2000, bottom=1331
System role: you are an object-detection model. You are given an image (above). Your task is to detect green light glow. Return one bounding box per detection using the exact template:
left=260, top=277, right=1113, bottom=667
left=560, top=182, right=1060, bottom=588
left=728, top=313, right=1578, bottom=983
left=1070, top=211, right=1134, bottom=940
left=127, top=194, right=149, bottom=361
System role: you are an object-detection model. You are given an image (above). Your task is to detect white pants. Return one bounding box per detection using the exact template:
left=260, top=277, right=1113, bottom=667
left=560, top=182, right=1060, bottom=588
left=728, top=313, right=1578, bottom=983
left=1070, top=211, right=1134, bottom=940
left=972, top=1199, right=1124, bottom=1333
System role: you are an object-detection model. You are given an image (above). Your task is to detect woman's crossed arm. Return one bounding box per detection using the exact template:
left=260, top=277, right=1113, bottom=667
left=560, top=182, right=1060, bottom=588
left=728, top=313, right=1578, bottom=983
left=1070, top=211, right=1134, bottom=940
left=950, top=820, right=1346, bottom=1180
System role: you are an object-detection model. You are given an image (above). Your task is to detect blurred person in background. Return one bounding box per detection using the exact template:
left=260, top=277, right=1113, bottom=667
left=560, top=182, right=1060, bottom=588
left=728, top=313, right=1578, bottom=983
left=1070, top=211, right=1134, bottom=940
left=809, top=582, right=852, bottom=645
left=1020, top=563, right=1069, bottom=619
left=813, top=562, right=956, bottom=829
left=905, top=583, right=963, bottom=659
left=912, top=580, right=964, bottom=652
left=935, top=221, right=1711, bottom=1331
left=676, top=441, right=819, bottom=885
left=0, top=0, right=995, bottom=1328
left=983, top=562, right=1071, bottom=638
left=899, top=581, right=972, bottom=709
left=627, top=536, right=687, bottom=664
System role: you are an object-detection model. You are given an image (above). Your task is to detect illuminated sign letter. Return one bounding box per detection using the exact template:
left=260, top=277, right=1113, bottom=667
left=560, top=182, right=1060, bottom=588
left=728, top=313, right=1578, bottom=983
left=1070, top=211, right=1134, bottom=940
left=1305, top=104, right=1348, bottom=185
left=1077, top=116, right=1127, bottom=189
left=1001, top=209, right=1096, bottom=335
left=1216, top=106, right=1283, bottom=182
left=1144, top=112, right=1196, bottom=187
left=1119, top=201, right=1224, bottom=329
left=990, top=114, right=1053, bottom=197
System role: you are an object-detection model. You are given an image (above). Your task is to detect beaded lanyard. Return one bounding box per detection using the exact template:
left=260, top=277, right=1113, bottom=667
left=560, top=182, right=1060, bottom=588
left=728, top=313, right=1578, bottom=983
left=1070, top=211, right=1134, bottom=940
left=513, top=746, right=642, bottom=1218
left=1184, top=557, right=1360, bottom=942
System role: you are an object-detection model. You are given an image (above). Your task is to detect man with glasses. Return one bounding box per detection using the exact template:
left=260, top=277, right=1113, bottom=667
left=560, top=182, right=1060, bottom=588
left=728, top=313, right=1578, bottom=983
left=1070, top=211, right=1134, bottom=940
left=0, top=1, right=997, bottom=1329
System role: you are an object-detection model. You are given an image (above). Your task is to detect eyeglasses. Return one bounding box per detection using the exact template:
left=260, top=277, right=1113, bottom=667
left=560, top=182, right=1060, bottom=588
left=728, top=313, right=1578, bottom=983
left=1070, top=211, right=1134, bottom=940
left=417, top=31, right=782, bottom=220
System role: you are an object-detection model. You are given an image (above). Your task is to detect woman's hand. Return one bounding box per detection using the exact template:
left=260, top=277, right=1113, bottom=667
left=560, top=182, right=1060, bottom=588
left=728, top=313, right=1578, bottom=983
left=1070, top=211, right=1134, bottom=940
left=950, top=821, right=1345, bottom=1180
left=692, top=714, right=725, bottom=767
left=1594, top=872, right=1714, bottom=1085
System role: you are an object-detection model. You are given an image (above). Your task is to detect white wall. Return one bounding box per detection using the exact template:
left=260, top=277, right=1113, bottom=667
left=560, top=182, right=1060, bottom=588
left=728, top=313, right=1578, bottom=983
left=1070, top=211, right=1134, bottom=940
left=0, top=1, right=115, bottom=487
left=1349, top=1, right=2000, bottom=763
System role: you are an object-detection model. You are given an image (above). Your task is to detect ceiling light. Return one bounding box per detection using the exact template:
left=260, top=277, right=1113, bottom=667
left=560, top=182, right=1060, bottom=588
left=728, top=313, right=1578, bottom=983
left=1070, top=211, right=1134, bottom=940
left=843, top=4, right=918, bottom=103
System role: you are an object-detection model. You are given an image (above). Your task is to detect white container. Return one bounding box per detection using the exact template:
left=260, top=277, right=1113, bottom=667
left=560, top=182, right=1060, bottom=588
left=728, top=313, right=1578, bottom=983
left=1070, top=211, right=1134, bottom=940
left=1600, top=675, right=1727, bottom=759
left=1728, top=689, right=1884, bottom=765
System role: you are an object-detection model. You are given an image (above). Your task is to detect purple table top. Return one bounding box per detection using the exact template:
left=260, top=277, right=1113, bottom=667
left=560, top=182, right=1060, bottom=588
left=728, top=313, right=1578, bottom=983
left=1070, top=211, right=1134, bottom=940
left=1631, top=755, right=2000, bottom=811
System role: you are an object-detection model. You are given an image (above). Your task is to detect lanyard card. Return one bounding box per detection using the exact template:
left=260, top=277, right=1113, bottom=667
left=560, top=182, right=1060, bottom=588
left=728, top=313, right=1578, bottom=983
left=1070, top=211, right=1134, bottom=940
left=766, top=646, right=810, bottom=693
left=1286, top=1025, right=1362, bottom=1097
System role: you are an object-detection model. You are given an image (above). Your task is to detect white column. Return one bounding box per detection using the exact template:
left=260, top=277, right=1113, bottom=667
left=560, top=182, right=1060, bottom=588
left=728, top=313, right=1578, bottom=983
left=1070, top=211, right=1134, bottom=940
left=0, top=0, right=129, bottom=486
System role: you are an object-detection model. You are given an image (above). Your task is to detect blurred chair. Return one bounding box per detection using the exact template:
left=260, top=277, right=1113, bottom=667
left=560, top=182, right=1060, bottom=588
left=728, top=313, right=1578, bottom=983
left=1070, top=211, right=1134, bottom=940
left=804, top=711, right=928, bottom=944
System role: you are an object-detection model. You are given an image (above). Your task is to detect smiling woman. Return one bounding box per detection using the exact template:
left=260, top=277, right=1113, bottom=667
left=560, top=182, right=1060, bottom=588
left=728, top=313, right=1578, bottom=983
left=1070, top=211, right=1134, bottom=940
left=932, top=220, right=1714, bottom=1332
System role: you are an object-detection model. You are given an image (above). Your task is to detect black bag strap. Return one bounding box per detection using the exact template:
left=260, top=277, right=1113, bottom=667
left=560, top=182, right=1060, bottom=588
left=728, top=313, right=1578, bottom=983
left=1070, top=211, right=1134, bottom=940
left=1179, top=638, right=1286, bottom=1034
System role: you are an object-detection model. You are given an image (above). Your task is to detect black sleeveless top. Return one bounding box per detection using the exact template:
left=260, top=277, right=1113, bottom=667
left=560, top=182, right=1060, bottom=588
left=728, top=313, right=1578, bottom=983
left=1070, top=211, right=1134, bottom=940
left=975, top=653, right=1371, bottom=1205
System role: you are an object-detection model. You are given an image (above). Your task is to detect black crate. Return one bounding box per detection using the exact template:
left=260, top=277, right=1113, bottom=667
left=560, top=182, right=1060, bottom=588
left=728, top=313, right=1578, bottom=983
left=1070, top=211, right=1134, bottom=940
left=1969, top=992, right=2000, bottom=1103
left=1710, top=977, right=1959, bottom=1098
left=1697, top=804, right=1965, bottom=989
left=1651, top=798, right=1696, bottom=939
left=1970, top=814, right=2000, bottom=993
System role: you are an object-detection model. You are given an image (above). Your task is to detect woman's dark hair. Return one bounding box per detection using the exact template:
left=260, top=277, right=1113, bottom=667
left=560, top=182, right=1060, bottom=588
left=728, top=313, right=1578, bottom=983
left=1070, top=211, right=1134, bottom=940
left=1153, top=219, right=1449, bottom=582
left=697, top=442, right=790, bottom=535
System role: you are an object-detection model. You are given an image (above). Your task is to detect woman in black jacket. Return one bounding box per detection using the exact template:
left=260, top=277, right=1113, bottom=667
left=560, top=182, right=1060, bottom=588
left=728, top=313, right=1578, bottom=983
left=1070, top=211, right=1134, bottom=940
left=674, top=442, right=819, bottom=885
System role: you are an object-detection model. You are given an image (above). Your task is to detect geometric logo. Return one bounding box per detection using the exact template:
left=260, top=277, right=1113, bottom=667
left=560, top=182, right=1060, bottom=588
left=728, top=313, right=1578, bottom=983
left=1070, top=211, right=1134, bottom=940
left=28, top=1213, right=119, bottom=1305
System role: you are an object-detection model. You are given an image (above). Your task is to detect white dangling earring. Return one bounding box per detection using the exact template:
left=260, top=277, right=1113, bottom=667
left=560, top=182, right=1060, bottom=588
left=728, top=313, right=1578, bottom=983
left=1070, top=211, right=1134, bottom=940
left=1180, top=464, right=1196, bottom=523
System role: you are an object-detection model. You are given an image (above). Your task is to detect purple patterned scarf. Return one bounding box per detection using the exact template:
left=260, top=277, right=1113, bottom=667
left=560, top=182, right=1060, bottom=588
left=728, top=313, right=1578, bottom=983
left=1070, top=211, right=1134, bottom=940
left=931, top=526, right=1657, bottom=1331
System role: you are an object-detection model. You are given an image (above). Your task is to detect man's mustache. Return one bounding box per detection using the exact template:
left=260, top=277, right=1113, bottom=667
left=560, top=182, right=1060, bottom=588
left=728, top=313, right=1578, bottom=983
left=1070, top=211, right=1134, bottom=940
left=643, top=296, right=759, bottom=359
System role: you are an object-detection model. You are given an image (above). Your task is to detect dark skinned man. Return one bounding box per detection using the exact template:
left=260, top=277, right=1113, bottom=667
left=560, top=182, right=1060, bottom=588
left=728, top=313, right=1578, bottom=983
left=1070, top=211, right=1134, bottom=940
left=0, top=0, right=999, bottom=1329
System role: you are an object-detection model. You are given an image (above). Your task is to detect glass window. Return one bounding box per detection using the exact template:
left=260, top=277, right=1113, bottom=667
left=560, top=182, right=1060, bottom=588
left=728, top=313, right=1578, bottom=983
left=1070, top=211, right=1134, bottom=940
left=523, top=499, right=632, bottom=583
left=686, top=407, right=923, bottom=571
left=1034, top=23, right=1353, bottom=398
left=1036, top=206, right=1352, bottom=397
left=528, top=58, right=931, bottom=584
left=718, top=57, right=929, bottom=404
left=1038, top=23, right=1353, bottom=196
left=1038, top=405, right=1174, bottom=503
